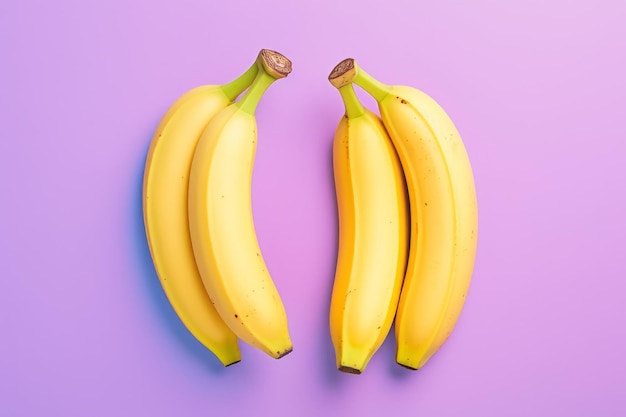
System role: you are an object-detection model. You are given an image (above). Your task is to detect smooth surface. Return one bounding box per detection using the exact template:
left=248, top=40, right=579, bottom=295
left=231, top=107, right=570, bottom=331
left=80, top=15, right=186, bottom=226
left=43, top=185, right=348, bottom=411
left=1, top=1, right=625, bottom=416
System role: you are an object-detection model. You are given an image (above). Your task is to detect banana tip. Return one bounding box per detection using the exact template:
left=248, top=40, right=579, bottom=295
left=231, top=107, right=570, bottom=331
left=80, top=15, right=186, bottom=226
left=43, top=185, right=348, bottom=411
left=275, top=346, right=293, bottom=359
left=397, top=362, right=420, bottom=371
left=338, top=365, right=362, bottom=374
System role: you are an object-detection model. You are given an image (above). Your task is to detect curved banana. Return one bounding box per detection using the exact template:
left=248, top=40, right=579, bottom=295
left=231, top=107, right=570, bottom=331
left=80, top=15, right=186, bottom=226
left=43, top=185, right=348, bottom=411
left=327, top=71, right=409, bottom=374
left=338, top=58, right=478, bottom=370
left=143, top=60, right=258, bottom=366
left=187, top=50, right=293, bottom=359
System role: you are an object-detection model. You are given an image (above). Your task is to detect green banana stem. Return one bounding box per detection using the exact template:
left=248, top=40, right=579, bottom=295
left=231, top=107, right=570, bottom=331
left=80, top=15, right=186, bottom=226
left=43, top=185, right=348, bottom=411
left=352, top=64, right=392, bottom=103
left=220, top=63, right=259, bottom=101
left=236, top=68, right=277, bottom=115
left=338, top=84, right=365, bottom=119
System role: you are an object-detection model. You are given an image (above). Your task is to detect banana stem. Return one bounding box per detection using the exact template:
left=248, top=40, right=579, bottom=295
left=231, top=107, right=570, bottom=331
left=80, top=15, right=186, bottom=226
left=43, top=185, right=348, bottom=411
left=338, top=84, right=365, bottom=119
left=220, top=62, right=260, bottom=101
left=352, top=65, right=392, bottom=103
left=236, top=68, right=277, bottom=115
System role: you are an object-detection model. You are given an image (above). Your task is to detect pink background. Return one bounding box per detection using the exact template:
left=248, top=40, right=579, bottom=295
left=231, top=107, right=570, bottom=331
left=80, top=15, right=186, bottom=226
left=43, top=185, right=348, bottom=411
left=2, top=0, right=625, bottom=415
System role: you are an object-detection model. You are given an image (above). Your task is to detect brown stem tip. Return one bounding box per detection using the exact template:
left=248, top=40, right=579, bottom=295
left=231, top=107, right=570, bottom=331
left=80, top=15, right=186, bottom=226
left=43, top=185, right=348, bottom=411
left=329, top=58, right=354, bottom=80
left=259, top=49, right=292, bottom=79
left=328, top=58, right=357, bottom=88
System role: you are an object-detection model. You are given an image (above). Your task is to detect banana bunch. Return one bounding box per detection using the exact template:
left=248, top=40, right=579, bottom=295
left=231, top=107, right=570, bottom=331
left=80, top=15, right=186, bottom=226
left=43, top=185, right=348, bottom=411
left=143, top=49, right=293, bottom=366
left=143, top=50, right=476, bottom=372
left=328, top=58, right=478, bottom=372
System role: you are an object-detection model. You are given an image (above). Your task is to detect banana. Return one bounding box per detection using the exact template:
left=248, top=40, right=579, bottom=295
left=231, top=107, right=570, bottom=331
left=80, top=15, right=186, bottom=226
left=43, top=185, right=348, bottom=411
left=327, top=69, right=409, bottom=374
left=187, top=50, right=293, bottom=359
left=143, top=59, right=260, bottom=366
left=335, top=58, right=478, bottom=370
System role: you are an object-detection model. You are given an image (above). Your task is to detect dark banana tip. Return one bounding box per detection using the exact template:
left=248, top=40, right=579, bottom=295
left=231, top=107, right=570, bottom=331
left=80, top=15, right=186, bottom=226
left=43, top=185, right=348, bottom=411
left=275, top=346, right=293, bottom=359
left=338, top=365, right=362, bottom=374
left=224, top=359, right=242, bottom=367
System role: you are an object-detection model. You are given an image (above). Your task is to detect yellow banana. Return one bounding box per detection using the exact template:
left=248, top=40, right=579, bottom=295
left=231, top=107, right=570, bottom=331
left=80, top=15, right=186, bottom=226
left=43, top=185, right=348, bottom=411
left=188, top=50, right=293, bottom=359
left=327, top=68, right=409, bottom=374
left=143, top=59, right=259, bottom=366
left=338, top=58, right=478, bottom=370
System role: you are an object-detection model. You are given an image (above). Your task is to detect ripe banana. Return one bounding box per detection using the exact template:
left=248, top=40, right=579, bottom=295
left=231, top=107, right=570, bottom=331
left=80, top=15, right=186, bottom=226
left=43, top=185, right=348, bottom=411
left=187, top=50, right=293, bottom=359
left=334, top=58, right=478, bottom=370
left=327, top=72, right=409, bottom=374
left=143, top=60, right=260, bottom=366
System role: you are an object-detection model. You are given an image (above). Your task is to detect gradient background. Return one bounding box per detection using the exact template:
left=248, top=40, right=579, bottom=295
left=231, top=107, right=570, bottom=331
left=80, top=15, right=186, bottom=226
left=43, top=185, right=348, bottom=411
left=1, top=0, right=625, bottom=416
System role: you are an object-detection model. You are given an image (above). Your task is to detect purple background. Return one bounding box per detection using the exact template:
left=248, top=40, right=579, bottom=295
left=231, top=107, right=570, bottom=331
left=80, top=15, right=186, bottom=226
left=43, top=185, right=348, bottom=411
left=2, top=0, right=625, bottom=415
